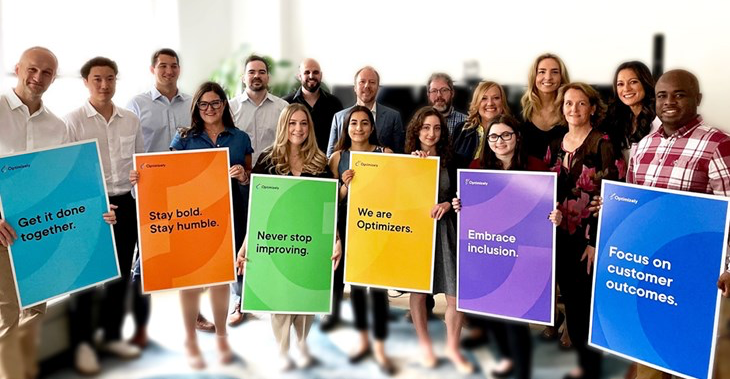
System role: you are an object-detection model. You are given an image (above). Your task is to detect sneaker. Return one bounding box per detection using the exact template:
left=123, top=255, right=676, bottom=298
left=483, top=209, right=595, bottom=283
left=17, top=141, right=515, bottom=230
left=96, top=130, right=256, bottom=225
left=75, top=342, right=100, bottom=375
left=102, top=340, right=141, bottom=359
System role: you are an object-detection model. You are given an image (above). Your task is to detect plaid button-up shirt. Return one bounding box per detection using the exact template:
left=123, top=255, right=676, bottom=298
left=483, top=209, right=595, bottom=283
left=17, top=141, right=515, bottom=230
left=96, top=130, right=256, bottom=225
left=628, top=115, right=730, bottom=270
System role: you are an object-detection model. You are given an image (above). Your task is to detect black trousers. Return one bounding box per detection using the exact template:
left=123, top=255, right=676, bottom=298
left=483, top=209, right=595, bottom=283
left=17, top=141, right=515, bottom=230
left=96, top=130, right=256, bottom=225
left=69, top=192, right=138, bottom=344
left=556, top=229, right=602, bottom=379
left=351, top=285, right=389, bottom=340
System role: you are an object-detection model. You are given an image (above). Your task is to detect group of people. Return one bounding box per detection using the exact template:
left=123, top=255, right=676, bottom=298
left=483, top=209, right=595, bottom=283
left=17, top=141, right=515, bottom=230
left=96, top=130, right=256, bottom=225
left=0, top=45, right=729, bottom=379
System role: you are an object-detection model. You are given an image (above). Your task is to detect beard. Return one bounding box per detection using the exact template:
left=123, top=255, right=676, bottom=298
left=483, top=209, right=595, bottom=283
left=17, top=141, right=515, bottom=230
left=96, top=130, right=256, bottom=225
left=430, top=99, right=451, bottom=113
left=303, top=80, right=320, bottom=93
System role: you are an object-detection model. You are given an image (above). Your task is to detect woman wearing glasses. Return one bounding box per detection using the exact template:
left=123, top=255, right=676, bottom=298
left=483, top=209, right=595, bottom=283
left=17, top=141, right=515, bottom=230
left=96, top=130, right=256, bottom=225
left=453, top=115, right=562, bottom=379
left=162, top=81, right=252, bottom=369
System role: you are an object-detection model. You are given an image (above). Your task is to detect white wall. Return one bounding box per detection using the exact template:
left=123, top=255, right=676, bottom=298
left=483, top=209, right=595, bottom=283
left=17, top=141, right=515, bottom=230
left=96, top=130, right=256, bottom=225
left=2, top=0, right=729, bottom=128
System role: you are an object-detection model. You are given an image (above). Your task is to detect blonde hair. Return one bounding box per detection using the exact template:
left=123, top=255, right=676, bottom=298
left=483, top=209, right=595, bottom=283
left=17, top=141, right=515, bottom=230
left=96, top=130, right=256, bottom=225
left=262, top=103, right=327, bottom=175
left=464, top=81, right=512, bottom=130
left=520, top=53, right=570, bottom=121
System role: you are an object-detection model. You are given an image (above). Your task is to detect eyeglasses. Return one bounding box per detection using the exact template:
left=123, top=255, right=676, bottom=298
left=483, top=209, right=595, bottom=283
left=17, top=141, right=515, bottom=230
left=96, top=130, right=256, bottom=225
left=198, top=100, right=224, bottom=110
left=487, top=132, right=515, bottom=142
left=427, top=88, right=452, bottom=96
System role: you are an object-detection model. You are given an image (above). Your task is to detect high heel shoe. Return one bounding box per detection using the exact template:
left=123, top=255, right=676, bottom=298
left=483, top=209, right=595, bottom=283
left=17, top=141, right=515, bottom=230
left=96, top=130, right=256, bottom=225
left=216, top=334, right=234, bottom=365
left=185, top=340, right=205, bottom=370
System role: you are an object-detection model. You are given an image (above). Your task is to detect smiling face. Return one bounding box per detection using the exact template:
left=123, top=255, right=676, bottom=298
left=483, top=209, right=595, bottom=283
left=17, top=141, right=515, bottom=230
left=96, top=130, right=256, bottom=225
left=478, top=85, right=504, bottom=123
left=535, top=58, right=561, bottom=94
left=288, top=110, right=310, bottom=146
left=297, top=59, right=321, bottom=93
left=15, top=48, right=57, bottom=101
left=655, top=71, right=701, bottom=130
left=616, top=68, right=645, bottom=108
left=244, top=60, right=269, bottom=92
left=151, top=53, right=180, bottom=89
left=418, top=114, right=442, bottom=150
left=355, top=68, right=378, bottom=105
left=198, top=91, right=225, bottom=125
left=487, top=122, right=517, bottom=158
left=84, top=65, right=117, bottom=104
left=347, top=111, right=373, bottom=143
left=427, top=78, right=453, bottom=113
left=563, top=88, right=595, bottom=128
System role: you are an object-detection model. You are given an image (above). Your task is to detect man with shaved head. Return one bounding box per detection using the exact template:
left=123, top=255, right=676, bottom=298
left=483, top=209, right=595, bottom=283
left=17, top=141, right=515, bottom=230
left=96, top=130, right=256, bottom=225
left=0, top=47, right=66, bottom=379
left=628, top=69, right=730, bottom=379
left=283, top=58, right=343, bottom=152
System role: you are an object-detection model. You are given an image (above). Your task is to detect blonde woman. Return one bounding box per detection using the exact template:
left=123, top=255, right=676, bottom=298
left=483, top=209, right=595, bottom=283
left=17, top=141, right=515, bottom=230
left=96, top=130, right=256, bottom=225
left=452, top=81, right=511, bottom=169
left=236, top=103, right=341, bottom=371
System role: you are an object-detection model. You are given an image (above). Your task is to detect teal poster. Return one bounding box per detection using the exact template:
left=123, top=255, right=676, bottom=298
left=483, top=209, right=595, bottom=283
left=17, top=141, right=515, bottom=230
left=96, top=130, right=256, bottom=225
left=0, top=140, right=119, bottom=308
left=242, top=174, right=337, bottom=314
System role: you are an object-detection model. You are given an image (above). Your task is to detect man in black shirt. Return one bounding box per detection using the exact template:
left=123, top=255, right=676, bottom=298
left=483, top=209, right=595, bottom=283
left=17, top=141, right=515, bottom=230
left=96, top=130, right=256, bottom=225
left=283, top=58, right=343, bottom=152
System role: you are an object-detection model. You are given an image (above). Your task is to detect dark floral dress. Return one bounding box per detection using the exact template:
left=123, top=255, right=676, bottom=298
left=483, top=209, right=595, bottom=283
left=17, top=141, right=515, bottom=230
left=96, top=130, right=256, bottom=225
left=543, top=127, right=624, bottom=379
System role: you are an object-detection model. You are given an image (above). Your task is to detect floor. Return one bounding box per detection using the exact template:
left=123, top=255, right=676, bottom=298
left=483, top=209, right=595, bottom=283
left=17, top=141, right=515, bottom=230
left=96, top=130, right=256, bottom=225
left=39, top=291, right=631, bottom=379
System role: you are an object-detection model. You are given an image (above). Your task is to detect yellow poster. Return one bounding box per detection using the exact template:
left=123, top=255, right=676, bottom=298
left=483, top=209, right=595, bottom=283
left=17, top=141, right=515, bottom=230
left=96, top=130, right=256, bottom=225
left=344, top=152, right=439, bottom=292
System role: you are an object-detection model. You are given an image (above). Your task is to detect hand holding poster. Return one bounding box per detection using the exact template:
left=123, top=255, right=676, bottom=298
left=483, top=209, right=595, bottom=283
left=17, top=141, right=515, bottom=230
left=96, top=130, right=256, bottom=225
left=344, top=152, right=439, bottom=292
left=0, top=141, right=119, bottom=308
left=590, top=181, right=730, bottom=379
left=242, top=174, right=337, bottom=314
left=457, top=170, right=556, bottom=325
left=135, top=149, right=236, bottom=292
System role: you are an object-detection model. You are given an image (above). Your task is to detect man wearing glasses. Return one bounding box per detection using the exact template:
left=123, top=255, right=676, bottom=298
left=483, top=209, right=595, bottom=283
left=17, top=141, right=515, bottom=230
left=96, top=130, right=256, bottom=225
left=427, top=73, right=466, bottom=135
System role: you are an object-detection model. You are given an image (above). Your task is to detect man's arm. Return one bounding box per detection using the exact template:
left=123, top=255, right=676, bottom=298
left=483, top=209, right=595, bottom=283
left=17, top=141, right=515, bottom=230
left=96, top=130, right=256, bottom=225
left=327, top=113, right=341, bottom=158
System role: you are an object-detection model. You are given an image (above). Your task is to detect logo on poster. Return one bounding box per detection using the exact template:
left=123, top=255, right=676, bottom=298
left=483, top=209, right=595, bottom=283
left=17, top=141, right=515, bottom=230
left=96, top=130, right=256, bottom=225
left=1, top=164, right=30, bottom=173
left=140, top=163, right=166, bottom=169
left=355, top=161, right=378, bottom=168
left=608, top=193, right=638, bottom=204
left=464, top=179, right=489, bottom=186
left=256, top=183, right=279, bottom=190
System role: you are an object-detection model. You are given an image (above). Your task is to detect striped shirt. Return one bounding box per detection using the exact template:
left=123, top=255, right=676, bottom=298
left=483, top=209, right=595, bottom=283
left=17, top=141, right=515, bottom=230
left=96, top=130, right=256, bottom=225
left=445, top=107, right=467, bottom=135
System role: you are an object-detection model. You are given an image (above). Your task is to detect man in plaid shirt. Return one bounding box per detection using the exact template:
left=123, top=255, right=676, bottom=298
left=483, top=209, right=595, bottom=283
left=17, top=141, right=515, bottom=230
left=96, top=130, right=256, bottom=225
left=628, top=69, right=730, bottom=378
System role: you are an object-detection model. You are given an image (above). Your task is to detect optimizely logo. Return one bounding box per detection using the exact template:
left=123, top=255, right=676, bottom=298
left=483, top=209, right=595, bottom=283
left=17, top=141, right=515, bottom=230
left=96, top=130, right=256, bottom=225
left=354, top=161, right=378, bottom=168
left=609, top=193, right=638, bottom=204
left=139, top=163, right=166, bottom=169
left=464, top=179, right=489, bottom=186
left=256, top=184, right=280, bottom=190
left=1, top=164, right=30, bottom=173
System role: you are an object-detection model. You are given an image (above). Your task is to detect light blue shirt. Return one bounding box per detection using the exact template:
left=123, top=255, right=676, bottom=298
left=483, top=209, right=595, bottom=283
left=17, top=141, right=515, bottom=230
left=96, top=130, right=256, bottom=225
left=126, top=87, right=192, bottom=152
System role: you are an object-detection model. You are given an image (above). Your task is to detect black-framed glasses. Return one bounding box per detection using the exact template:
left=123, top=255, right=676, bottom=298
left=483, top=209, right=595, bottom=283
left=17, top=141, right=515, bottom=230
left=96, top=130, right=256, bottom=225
left=198, top=100, right=224, bottom=110
left=427, top=88, right=452, bottom=96
left=487, top=132, right=515, bottom=142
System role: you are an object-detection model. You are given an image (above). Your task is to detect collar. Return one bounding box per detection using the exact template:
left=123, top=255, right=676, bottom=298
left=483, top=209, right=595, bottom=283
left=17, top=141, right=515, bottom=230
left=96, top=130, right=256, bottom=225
left=659, top=115, right=703, bottom=139
left=150, top=86, right=185, bottom=102
left=192, top=125, right=236, bottom=137
left=5, top=88, right=47, bottom=115
left=84, top=100, right=123, bottom=119
left=238, top=90, right=274, bottom=104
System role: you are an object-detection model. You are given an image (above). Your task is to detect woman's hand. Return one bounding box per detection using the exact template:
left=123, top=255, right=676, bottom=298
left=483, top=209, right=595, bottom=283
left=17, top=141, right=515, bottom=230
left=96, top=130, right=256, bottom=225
left=129, top=170, right=139, bottom=186
left=549, top=202, right=562, bottom=226
left=411, top=150, right=429, bottom=158
left=581, top=245, right=596, bottom=275
left=103, top=204, right=118, bottom=226
left=588, top=195, right=603, bottom=217
left=451, top=197, right=461, bottom=213
left=431, top=202, right=451, bottom=220
left=236, top=244, right=248, bottom=276
left=332, top=236, right=342, bottom=271
left=229, top=164, right=247, bottom=184
left=0, top=219, right=17, bottom=247
left=341, top=169, right=355, bottom=188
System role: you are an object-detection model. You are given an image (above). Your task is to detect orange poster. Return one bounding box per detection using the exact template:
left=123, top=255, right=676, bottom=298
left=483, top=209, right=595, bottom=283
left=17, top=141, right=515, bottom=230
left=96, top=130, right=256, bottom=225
left=134, top=149, right=236, bottom=292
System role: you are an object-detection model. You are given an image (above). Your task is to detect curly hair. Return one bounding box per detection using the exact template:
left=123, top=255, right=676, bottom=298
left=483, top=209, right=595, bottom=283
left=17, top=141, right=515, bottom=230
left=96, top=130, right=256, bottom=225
left=404, top=106, right=452, bottom=166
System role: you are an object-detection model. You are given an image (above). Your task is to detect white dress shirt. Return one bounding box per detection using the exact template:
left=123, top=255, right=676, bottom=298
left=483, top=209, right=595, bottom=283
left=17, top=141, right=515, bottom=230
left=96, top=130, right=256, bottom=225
left=0, top=89, right=68, bottom=155
left=64, top=101, right=144, bottom=196
left=229, top=91, right=287, bottom=163
left=126, top=87, right=192, bottom=153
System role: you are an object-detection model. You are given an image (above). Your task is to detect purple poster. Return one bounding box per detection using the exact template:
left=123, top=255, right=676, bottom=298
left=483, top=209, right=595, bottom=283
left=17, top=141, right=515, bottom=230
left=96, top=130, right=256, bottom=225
left=457, top=169, right=557, bottom=325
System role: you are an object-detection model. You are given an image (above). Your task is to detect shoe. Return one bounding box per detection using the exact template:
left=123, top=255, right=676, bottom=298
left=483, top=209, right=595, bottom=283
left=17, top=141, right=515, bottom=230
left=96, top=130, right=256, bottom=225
left=348, top=346, right=372, bottom=364
left=420, top=355, right=438, bottom=369
left=217, top=334, right=234, bottom=365
left=298, top=355, right=320, bottom=369
left=541, top=312, right=566, bottom=341
left=129, top=327, right=148, bottom=349
left=279, top=355, right=295, bottom=371
left=319, top=315, right=340, bottom=332
left=75, top=342, right=100, bottom=375
left=196, top=313, right=215, bottom=333
left=376, top=357, right=397, bottom=376
left=492, top=366, right=514, bottom=378
left=185, top=340, right=205, bottom=370
left=102, top=340, right=141, bottom=359
left=228, top=303, right=245, bottom=327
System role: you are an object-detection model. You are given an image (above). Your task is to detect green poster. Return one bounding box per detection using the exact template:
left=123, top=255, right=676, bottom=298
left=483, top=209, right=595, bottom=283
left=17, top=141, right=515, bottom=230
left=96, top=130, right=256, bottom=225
left=242, top=174, right=338, bottom=313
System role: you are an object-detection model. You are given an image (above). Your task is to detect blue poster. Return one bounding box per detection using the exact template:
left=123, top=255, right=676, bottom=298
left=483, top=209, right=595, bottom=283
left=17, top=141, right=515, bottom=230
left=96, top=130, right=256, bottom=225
left=0, top=140, right=119, bottom=308
left=590, top=181, right=730, bottom=379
